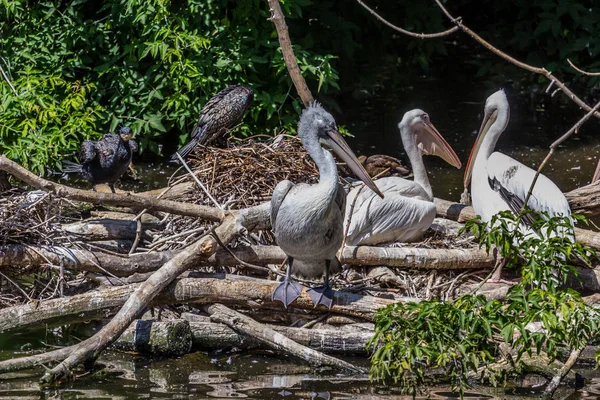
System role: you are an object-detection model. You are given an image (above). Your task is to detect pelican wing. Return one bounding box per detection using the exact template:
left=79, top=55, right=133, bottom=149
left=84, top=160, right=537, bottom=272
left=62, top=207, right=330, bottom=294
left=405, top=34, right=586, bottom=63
left=270, top=180, right=294, bottom=231
left=486, top=152, right=571, bottom=221
left=345, top=177, right=436, bottom=246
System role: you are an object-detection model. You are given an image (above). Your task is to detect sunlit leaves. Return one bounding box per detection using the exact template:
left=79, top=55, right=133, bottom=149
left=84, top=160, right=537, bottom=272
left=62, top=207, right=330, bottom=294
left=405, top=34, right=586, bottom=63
left=0, top=0, right=341, bottom=172
left=370, top=211, right=600, bottom=395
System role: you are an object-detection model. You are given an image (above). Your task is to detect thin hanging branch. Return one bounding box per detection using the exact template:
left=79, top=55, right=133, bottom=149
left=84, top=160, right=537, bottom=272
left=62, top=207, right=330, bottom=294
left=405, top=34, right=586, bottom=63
left=521, top=99, right=600, bottom=212
left=267, top=0, right=314, bottom=107
left=359, top=0, right=600, bottom=120
left=430, top=0, right=600, bottom=119
left=568, top=59, right=600, bottom=77
left=355, top=0, right=459, bottom=38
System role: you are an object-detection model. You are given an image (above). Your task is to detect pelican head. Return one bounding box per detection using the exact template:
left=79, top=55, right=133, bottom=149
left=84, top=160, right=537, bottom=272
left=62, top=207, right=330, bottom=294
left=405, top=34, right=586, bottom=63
left=463, top=89, right=510, bottom=188
left=398, top=109, right=462, bottom=169
left=299, top=103, right=383, bottom=198
left=119, top=126, right=133, bottom=142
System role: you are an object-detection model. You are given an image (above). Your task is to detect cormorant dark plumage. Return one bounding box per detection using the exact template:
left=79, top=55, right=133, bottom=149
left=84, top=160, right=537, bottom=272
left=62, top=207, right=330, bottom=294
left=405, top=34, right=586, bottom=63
left=171, top=85, right=254, bottom=162
left=63, top=126, right=138, bottom=193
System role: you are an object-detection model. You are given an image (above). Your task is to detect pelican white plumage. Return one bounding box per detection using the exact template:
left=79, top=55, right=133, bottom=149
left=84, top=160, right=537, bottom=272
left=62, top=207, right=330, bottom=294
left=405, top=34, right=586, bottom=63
left=464, top=89, right=572, bottom=225
left=344, top=109, right=461, bottom=246
left=271, top=103, right=383, bottom=308
left=463, top=89, right=573, bottom=279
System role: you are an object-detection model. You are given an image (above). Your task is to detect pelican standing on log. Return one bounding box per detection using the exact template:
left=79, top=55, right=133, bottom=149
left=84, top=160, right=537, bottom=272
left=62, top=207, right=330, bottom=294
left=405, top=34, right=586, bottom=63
left=271, top=103, right=383, bottom=308
left=463, top=89, right=573, bottom=278
left=345, top=110, right=461, bottom=246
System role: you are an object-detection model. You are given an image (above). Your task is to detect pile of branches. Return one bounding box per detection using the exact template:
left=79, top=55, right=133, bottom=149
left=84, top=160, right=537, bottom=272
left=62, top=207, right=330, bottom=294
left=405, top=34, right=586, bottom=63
left=185, top=134, right=319, bottom=208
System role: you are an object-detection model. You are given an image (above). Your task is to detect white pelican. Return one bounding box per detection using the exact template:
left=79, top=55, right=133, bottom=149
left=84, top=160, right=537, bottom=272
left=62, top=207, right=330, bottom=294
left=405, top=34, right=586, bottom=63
left=271, top=103, right=383, bottom=308
left=344, top=109, right=461, bottom=246
left=463, top=89, right=573, bottom=278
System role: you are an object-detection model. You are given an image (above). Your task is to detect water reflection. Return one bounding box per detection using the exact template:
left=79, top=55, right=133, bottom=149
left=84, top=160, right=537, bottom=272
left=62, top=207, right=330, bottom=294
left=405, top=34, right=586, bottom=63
left=0, top=350, right=595, bottom=399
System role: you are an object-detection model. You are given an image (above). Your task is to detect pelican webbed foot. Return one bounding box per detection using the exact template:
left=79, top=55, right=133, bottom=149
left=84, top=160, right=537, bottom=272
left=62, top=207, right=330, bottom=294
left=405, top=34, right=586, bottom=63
left=272, top=256, right=303, bottom=308
left=272, top=279, right=303, bottom=308
left=307, top=283, right=334, bottom=309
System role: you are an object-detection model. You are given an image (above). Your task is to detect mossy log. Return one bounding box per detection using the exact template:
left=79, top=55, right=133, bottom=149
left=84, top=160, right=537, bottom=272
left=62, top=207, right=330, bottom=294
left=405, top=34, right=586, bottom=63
left=183, top=313, right=372, bottom=354
left=114, top=319, right=193, bottom=356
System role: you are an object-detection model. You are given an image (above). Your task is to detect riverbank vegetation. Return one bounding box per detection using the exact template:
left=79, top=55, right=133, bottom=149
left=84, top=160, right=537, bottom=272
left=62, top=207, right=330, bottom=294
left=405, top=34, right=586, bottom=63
left=2, top=0, right=600, bottom=173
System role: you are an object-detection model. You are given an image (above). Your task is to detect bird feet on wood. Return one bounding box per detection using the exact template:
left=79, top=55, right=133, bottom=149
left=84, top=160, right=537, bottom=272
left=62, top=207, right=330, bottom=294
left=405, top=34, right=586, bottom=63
left=308, top=284, right=334, bottom=309
left=272, top=278, right=303, bottom=308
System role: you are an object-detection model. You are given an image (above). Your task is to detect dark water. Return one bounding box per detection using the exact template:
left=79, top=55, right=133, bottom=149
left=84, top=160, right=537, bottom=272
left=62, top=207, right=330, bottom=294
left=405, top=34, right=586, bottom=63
left=1, top=349, right=597, bottom=399
left=343, top=76, right=600, bottom=202
left=8, top=76, right=600, bottom=398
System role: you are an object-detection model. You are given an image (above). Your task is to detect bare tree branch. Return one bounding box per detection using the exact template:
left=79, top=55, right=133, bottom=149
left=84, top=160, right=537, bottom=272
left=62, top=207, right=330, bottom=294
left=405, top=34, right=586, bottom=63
left=0, top=155, right=224, bottom=221
left=568, top=58, right=600, bottom=77
left=521, top=99, right=600, bottom=213
left=355, top=0, right=459, bottom=38
left=267, top=0, right=314, bottom=107
left=430, top=0, right=600, bottom=119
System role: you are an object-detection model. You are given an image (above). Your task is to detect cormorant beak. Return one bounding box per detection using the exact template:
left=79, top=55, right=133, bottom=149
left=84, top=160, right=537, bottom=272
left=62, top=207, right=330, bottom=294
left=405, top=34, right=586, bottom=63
left=592, top=158, right=600, bottom=184
left=464, top=109, right=498, bottom=188
left=416, top=122, right=462, bottom=169
left=325, top=129, right=384, bottom=198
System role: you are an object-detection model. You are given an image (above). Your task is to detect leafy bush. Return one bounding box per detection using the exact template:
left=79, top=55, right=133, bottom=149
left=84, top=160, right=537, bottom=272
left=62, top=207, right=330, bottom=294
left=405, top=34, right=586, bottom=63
left=369, top=211, right=600, bottom=395
left=0, top=0, right=341, bottom=174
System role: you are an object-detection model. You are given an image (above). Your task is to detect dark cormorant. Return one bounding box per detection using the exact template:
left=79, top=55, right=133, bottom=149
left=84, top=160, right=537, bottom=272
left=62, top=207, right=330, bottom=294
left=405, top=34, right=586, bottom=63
left=63, top=126, right=138, bottom=193
left=171, top=85, right=254, bottom=162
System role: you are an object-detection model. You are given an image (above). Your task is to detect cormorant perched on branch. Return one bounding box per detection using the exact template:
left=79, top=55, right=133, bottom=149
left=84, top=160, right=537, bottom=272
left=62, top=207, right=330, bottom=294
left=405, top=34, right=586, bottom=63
left=63, top=126, right=138, bottom=193
left=171, top=85, right=254, bottom=162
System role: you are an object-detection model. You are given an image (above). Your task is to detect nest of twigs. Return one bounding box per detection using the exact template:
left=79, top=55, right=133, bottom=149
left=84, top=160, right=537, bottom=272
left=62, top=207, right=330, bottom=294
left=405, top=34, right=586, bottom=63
left=183, top=134, right=320, bottom=209
left=0, top=134, right=485, bottom=306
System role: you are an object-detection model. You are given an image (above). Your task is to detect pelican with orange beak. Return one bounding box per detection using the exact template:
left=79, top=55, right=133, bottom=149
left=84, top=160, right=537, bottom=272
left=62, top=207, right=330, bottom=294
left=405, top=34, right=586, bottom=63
left=463, top=89, right=573, bottom=279
left=344, top=109, right=462, bottom=245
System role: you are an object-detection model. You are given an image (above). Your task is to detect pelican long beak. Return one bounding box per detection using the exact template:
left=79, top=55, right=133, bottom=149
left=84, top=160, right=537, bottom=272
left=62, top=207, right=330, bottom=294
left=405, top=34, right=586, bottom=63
left=592, top=158, right=600, bottom=184
left=325, top=129, right=384, bottom=198
left=416, top=122, right=462, bottom=169
left=463, top=109, right=498, bottom=188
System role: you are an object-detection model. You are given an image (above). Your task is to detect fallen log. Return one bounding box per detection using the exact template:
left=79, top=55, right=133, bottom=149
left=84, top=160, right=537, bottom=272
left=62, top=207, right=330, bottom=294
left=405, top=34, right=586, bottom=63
left=0, top=245, right=177, bottom=276
left=62, top=219, right=158, bottom=241
left=37, top=203, right=269, bottom=384
left=0, top=274, right=397, bottom=337
left=0, top=155, right=224, bottom=221
left=183, top=313, right=372, bottom=354
left=564, top=181, right=600, bottom=217
left=205, top=304, right=364, bottom=373
left=114, top=319, right=193, bottom=356
left=0, top=244, right=495, bottom=276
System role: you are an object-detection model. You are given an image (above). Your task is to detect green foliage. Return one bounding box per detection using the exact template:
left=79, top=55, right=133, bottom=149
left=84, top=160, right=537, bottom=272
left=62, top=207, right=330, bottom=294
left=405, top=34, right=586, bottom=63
left=0, top=0, right=341, bottom=173
left=369, top=211, right=600, bottom=395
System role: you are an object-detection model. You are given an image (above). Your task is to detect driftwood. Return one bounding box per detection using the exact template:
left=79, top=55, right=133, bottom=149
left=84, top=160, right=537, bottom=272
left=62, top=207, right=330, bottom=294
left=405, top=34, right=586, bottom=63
left=0, top=274, right=397, bottom=337
left=114, top=319, right=193, bottom=356
left=62, top=219, right=158, bottom=241
left=205, top=304, right=365, bottom=374
left=0, top=245, right=178, bottom=277
left=36, top=203, right=268, bottom=383
left=0, top=155, right=224, bottom=221
left=0, top=243, right=494, bottom=277
left=183, top=313, right=372, bottom=354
